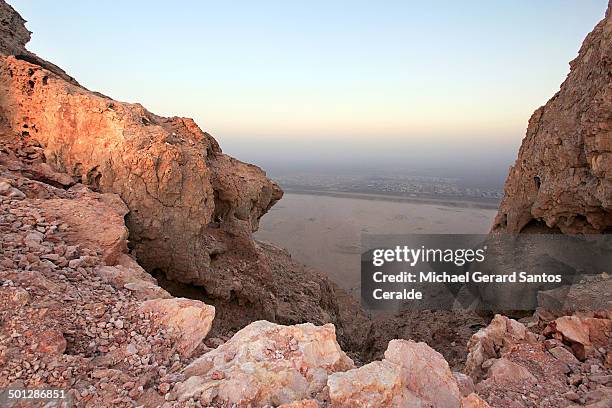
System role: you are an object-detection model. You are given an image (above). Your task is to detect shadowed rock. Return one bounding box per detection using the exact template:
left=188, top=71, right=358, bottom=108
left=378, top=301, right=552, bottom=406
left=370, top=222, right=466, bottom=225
left=492, top=2, right=612, bottom=233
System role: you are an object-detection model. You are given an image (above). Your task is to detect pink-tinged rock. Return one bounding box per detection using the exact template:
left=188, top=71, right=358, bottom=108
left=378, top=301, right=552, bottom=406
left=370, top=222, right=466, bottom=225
left=545, top=315, right=612, bottom=360
left=177, top=321, right=353, bottom=406
left=328, top=339, right=459, bottom=408
left=29, top=162, right=74, bottom=187
left=42, top=193, right=129, bottom=265
left=37, top=329, right=67, bottom=354
left=328, top=360, right=431, bottom=408
left=385, top=340, right=461, bottom=408
left=461, top=393, right=491, bottom=408
left=465, top=315, right=537, bottom=381
left=485, top=358, right=536, bottom=384
left=0, top=53, right=283, bottom=316
left=549, top=346, right=579, bottom=365
left=583, top=317, right=612, bottom=348
left=139, top=298, right=214, bottom=357
left=548, top=316, right=591, bottom=346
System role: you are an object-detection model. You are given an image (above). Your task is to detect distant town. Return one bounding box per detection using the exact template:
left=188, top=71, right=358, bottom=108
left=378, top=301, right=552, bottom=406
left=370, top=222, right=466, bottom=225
left=271, top=173, right=503, bottom=205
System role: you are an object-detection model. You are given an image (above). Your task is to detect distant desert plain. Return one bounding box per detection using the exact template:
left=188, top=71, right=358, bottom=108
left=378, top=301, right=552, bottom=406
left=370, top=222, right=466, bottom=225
left=256, top=192, right=497, bottom=296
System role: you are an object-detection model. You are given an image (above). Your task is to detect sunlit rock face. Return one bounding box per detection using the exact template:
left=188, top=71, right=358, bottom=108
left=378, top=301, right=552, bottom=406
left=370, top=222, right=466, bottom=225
left=492, top=3, right=612, bottom=234
left=0, top=1, right=285, bottom=320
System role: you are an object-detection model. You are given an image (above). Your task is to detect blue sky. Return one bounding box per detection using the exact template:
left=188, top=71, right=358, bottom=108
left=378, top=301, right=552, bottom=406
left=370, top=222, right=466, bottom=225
left=8, top=0, right=608, bottom=173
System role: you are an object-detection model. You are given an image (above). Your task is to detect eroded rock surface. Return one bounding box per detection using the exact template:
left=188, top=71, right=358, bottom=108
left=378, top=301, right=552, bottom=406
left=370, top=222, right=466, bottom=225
left=175, top=321, right=353, bottom=406
left=328, top=339, right=461, bottom=408
left=465, top=315, right=538, bottom=381
left=0, top=0, right=285, bottom=322
left=492, top=2, right=612, bottom=233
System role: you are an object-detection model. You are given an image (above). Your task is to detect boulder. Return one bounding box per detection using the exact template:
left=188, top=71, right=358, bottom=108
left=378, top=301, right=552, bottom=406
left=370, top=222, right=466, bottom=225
left=464, top=315, right=537, bottom=381
left=328, top=339, right=460, bottom=408
left=328, top=360, right=429, bottom=407
left=138, top=298, right=215, bottom=357
left=544, top=315, right=612, bottom=360
left=177, top=321, right=353, bottom=406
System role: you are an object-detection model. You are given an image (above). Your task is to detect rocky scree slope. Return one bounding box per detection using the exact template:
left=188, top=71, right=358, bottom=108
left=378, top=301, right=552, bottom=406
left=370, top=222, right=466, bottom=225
left=492, top=1, right=612, bottom=234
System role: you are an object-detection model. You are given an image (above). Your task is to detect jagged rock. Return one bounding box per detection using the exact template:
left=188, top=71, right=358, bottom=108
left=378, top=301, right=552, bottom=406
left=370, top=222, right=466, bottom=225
left=546, top=316, right=591, bottom=345
left=0, top=1, right=374, bottom=343
left=492, top=1, right=612, bottom=233
left=384, top=340, right=461, bottom=407
left=464, top=315, right=537, bottom=381
left=0, top=0, right=29, bottom=55
left=0, top=0, right=377, bottom=362
left=460, top=393, right=491, bottom=408
left=328, top=339, right=460, bottom=408
left=549, top=346, right=580, bottom=366
left=0, top=51, right=283, bottom=318
left=328, top=360, right=429, bottom=407
left=177, top=321, right=353, bottom=406
left=138, top=298, right=215, bottom=357
left=544, top=315, right=612, bottom=360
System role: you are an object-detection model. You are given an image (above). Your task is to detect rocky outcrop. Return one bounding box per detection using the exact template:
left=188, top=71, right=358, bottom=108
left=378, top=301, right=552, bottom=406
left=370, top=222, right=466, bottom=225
left=0, top=0, right=291, bottom=325
left=174, top=321, right=354, bottom=406
left=0, top=0, right=28, bottom=56
left=0, top=51, right=285, bottom=318
left=328, top=339, right=461, bottom=407
left=492, top=2, right=612, bottom=233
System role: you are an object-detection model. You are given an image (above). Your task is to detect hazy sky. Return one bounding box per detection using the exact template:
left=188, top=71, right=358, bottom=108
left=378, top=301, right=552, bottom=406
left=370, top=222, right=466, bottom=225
left=9, top=0, right=608, bottom=178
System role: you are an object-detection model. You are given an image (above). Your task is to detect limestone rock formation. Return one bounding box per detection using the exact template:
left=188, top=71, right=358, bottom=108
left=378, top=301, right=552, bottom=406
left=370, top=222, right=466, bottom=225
left=492, top=2, right=612, bottom=233
left=0, top=0, right=373, bottom=359
left=0, top=48, right=284, bottom=318
left=328, top=339, right=461, bottom=408
left=0, top=0, right=378, bottom=335
left=175, top=321, right=353, bottom=406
